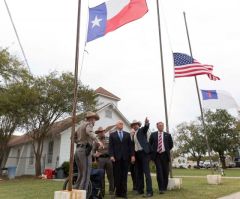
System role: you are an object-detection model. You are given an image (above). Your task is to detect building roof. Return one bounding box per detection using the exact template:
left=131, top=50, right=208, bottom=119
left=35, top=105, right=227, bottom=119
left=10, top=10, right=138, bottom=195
left=8, top=89, right=126, bottom=147
left=8, top=115, right=84, bottom=147
left=98, top=103, right=130, bottom=126
left=95, top=87, right=120, bottom=101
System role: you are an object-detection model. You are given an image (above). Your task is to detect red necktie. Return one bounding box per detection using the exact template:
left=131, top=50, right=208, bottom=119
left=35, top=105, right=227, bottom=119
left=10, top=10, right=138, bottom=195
left=157, top=133, right=162, bottom=153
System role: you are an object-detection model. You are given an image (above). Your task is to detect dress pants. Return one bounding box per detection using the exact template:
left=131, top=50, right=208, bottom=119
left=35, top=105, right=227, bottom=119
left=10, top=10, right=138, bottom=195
left=155, top=152, right=169, bottom=191
left=130, top=163, right=137, bottom=191
left=98, top=157, right=114, bottom=195
left=113, top=158, right=129, bottom=197
left=135, top=150, right=153, bottom=194
left=74, top=146, right=92, bottom=190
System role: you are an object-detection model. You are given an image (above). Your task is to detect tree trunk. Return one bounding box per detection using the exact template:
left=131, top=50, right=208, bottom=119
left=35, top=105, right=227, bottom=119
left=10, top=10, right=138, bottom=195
left=197, top=160, right=200, bottom=167
left=0, top=145, right=10, bottom=176
left=220, top=155, right=226, bottom=169
left=35, top=154, right=42, bottom=176
left=197, top=156, right=202, bottom=167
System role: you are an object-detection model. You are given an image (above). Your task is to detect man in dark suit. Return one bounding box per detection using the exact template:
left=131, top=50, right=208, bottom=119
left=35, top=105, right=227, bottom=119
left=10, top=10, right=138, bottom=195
left=149, top=122, right=173, bottom=194
left=109, top=120, right=135, bottom=198
left=131, top=118, right=153, bottom=197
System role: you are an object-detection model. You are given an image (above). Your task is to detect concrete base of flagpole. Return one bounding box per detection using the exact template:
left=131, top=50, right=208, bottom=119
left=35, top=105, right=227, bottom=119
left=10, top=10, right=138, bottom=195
left=54, top=189, right=86, bottom=199
left=207, top=175, right=222, bottom=185
left=167, top=178, right=182, bottom=190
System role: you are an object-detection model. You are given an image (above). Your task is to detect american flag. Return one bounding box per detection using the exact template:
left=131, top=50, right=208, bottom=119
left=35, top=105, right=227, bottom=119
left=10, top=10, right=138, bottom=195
left=173, top=52, right=220, bottom=81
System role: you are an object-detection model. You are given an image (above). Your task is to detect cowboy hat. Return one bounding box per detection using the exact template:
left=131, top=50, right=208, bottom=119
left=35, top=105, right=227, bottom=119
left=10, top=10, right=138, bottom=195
left=130, top=120, right=142, bottom=128
left=85, top=111, right=100, bottom=121
left=95, top=126, right=106, bottom=134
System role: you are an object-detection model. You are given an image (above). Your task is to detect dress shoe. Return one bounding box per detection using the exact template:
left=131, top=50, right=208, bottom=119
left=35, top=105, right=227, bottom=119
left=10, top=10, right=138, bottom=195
left=159, top=191, right=164, bottom=194
left=109, top=191, right=115, bottom=195
left=143, top=193, right=153, bottom=198
left=136, top=191, right=144, bottom=195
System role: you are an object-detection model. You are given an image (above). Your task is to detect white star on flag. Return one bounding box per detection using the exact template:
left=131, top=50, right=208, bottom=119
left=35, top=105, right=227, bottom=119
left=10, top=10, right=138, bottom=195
left=91, top=16, right=102, bottom=28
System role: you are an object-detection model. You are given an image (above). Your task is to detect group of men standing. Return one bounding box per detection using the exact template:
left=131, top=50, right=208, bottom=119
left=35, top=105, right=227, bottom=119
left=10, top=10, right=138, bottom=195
left=74, top=111, right=173, bottom=198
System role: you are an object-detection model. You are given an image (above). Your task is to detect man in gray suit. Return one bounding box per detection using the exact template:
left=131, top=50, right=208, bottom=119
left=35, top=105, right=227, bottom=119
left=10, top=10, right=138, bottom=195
left=74, top=111, right=103, bottom=190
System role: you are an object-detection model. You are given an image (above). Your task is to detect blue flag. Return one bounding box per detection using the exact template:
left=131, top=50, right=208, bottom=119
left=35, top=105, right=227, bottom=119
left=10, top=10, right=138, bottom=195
left=201, top=90, right=218, bottom=100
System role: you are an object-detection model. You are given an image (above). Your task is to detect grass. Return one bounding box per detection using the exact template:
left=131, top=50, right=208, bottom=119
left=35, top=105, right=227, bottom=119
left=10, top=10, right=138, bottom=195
left=0, top=169, right=240, bottom=199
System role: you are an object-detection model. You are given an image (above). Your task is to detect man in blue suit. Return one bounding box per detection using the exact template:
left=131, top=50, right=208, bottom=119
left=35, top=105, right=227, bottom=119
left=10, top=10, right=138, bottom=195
left=131, top=118, right=153, bottom=197
left=109, top=120, right=135, bottom=198
left=149, top=122, right=173, bottom=194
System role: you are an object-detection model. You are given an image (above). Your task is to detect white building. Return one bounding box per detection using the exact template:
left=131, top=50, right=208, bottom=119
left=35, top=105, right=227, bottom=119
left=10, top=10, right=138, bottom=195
left=5, top=87, right=131, bottom=176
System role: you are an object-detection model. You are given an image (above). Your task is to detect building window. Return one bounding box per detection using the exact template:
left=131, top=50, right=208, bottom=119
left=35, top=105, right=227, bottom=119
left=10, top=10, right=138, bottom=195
left=47, top=141, right=54, bottom=164
left=29, top=146, right=34, bottom=165
left=105, top=109, right=112, bottom=118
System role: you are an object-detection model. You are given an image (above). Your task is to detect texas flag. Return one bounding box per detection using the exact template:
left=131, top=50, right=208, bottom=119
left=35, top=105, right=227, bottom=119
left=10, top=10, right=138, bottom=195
left=201, top=90, right=239, bottom=110
left=87, top=0, right=148, bottom=42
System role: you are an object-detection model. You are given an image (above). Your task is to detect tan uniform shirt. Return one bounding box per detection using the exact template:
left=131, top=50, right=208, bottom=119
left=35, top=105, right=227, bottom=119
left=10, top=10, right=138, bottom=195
left=75, top=121, right=99, bottom=145
left=95, top=135, right=109, bottom=155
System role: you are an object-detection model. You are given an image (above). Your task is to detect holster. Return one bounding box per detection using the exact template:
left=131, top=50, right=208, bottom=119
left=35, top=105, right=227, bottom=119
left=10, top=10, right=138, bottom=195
left=85, top=143, right=93, bottom=156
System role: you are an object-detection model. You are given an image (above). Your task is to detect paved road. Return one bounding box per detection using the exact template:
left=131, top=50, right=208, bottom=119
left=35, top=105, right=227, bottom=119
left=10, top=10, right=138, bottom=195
left=218, top=192, right=240, bottom=199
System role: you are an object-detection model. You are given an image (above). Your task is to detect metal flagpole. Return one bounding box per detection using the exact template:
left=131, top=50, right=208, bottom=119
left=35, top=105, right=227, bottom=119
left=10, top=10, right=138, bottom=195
left=155, top=0, right=173, bottom=178
left=183, top=12, right=214, bottom=173
left=68, top=0, right=82, bottom=191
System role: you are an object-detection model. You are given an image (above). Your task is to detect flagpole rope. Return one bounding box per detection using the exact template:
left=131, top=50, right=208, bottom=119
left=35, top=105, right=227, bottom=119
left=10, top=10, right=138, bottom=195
left=79, top=1, right=91, bottom=81
left=4, top=0, right=31, bottom=73
left=159, top=0, right=175, bottom=127
left=168, top=82, right=175, bottom=127
left=159, top=0, right=174, bottom=52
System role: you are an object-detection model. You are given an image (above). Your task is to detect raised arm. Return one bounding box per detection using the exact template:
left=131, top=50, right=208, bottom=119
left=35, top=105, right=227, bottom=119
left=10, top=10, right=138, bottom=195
left=142, top=117, right=150, bottom=134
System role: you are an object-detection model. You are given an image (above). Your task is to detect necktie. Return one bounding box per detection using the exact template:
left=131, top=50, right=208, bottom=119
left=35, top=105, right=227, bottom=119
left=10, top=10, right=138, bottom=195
left=157, top=133, right=162, bottom=153
left=119, top=131, right=123, bottom=141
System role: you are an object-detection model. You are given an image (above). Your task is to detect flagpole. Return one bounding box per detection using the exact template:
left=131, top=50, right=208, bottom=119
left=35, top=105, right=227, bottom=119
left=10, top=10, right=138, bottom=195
left=156, top=0, right=173, bottom=178
left=183, top=12, right=214, bottom=173
left=68, top=0, right=82, bottom=191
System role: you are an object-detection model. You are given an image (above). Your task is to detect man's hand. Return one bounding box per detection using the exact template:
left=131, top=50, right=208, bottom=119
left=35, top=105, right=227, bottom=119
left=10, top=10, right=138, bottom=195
left=98, top=141, right=104, bottom=149
left=131, top=156, right=135, bottom=164
left=95, top=151, right=102, bottom=158
left=145, top=117, right=149, bottom=124
left=130, top=129, right=135, bottom=136
left=110, top=156, right=115, bottom=162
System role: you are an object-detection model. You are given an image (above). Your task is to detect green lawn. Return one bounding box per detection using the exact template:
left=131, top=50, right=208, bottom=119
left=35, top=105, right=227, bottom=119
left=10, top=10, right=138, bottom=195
left=172, top=168, right=240, bottom=177
left=1, top=173, right=240, bottom=199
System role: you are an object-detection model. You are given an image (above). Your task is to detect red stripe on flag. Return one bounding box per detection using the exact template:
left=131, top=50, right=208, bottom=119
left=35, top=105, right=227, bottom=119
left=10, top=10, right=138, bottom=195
left=106, top=0, right=148, bottom=33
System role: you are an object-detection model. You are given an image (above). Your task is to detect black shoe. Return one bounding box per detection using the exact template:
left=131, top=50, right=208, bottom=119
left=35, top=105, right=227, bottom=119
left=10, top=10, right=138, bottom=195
left=143, top=193, right=153, bottom=198
left=159, top=191, right=164, bottom=194
left=136, top=191, right=144, bottom=195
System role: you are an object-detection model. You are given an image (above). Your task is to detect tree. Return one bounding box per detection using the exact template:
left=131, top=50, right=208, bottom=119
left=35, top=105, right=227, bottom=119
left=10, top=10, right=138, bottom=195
left=24, top=72, right=97, bottom=176
left=0, top=48, right=33, bottom=174
left=0, top=82, right=37, bottom=174
left=0, top=48, right=30, bottom=84
left=175, top=122, right=207, bottom=167
left=204, top=109, right=240, bottom=168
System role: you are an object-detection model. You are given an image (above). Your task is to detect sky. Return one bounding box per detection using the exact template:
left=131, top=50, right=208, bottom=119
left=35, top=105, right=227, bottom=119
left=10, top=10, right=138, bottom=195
left=1, top=0, right=240, bottom=132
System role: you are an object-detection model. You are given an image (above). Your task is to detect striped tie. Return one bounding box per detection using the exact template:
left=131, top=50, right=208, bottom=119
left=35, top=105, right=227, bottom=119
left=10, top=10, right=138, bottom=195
left=157, top=133, right=162, bottom=153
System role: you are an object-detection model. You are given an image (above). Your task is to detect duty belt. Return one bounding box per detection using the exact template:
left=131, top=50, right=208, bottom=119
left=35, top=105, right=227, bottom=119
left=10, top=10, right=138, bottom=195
left=99, top=154, right=110, bottom=158
left=76, top=143, right=87, bottom=148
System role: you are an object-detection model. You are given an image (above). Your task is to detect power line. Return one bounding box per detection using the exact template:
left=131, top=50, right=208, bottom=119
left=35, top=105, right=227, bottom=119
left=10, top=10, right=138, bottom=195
left=4, top=0, right=31, bottom=73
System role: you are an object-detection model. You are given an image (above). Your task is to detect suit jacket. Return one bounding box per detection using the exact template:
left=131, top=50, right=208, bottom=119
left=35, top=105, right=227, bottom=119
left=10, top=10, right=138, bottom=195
left=109, top=131, right=134, bottom=161
left=149, top=131, right=173, bottom=161
left=134, top=123, right=151, bottom=154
